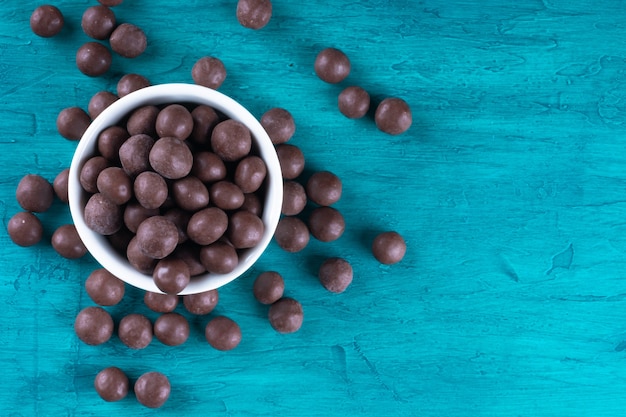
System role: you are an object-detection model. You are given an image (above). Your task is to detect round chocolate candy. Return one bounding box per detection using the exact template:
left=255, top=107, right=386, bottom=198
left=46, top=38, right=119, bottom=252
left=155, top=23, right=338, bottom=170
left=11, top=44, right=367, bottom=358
left=97, top=167, right=132, bottom=205
left=253, top=271, right=284, bottom=305
left=154, top=313, right=190, bottom=346
left=241, top=193, right=263, bottom=217
left=89, top=91, right=118, bottom=119
left=236, top=0, right=272, bottom=29
left=144, top=291, right=179, bottom=313
left=53, top=168, right=70, bottom=203
left=149, top=137, right=193, bottom=180
left=85, top=268, right=125, bottom=306
left=118, top=314, right=152, bottom=349
left=94, top=367, right=129, bottom=402
left=211, top=119, right=251, bottom=161
left=126, top=106, right=159, bottom=137
left=156, top=104, right=193, bottom=140
left=308, top=206, right=345, bottom=242
left=374, top=97, right=412, bottom=135
left=163, top=208, right=191, bottom=244
left=107, top=227, right=133, bottom=254
left=274, top=216, right=309, bottom=253
left=52, top=224, right=87, bottom=259
left=190, top=105, right=220, bottom=145
left=123, top=202, right=158, bottom=233
left=306, top=171, right=342, bottom=206
left=84, top=193, right=122, bottom=236
left=110, top=23, right=147, bottom=58
left=338, top=86, right=370, bottom=119
left=57, top=107, right=91, bottom=141
left=172, top=176, right=209, bottom=212
left=281, top=180, right=306, bottom=216
left=134, top=171, right=168, bottom=209
left=227, top=210, right=264, bottom=249
left=318, top=257, right=353, bottom=293
left=260, top=108, right=295, bottom=144
left=234, top=156, right=267, bottom=193
left=81, top=5, right=116, bottom=40
left=127, top=236, right=157, bottom=274
left=97, top=126, right=128, bottom=162
left=16, top=174, right=54, bottom=212
left=173, top=242, right=206, bottom=275
left=186, top=207, right=228, bottom=246
left=209, top=181, right=245, bottom=210
left=136, top=216, right=179, bottom=259
left=183, top=289, right=219, bottom=315
left=205, top=316, right=242, bottom=351
left=117, top=73, right=150, bottom=97
left=119, top=134, right=155, bottom=177
left=191, top=57, right=226, bottom=90
left=74, top=306, right=114, bottom=345
left=191, top=151, right=227, bottom=183
left=30, top=5, right=64, bottom=37
left=199, top=241, right=238, bottom=274
left=8, top=212, right=43, bottom=247
left=134, top=372, right=170, bottom=409
left=153, top=258, right=190, bottom=295
left=80, top=156, right=110, bottom=194
left=314, top=48, right=351, bottom=84
left=268, top=297, right=303, bottom=334
left=275, top=144, right=305, bottom=180
left=372, top=231, right=406, bottom=264
left=76, top=42, right=112, bottom=77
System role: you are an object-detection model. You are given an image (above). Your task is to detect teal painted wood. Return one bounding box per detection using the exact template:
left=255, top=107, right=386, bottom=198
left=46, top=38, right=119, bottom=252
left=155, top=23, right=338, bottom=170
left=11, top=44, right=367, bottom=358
left=2, top=0, right=626, bottom=415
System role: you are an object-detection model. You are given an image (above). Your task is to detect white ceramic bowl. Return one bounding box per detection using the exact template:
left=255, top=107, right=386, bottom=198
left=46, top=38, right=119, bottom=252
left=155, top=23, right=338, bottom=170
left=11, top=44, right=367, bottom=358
left=68, top=83, right=282, bottom=295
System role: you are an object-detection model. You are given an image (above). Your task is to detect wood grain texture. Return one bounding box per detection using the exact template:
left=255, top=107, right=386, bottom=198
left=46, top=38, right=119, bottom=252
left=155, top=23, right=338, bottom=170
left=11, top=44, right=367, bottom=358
left=2, top=0, right=626, bottom=415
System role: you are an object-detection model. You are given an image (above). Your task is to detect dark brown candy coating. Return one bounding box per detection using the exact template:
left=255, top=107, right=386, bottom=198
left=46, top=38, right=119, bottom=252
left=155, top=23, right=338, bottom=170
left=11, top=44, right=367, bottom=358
left=74, top=306, right=114, bottom=345
left=127, top=236, right=157, bottom=273
left=268, top=297, right=303, bottom=334
left=119, top=134, right=155, bottom=177
left=191, top=57, right=226, bottom=89
left=241, top=193, right=263, bottom=216
left=308, top=206, right=345, bottom=242
left=235, top=156, right=267, bottom=193
left=253, top=271, right=284, bottom=305
left=306, top=171, right=342, bottom=206
left=211, top=119, right=252, bottom=162
left=16, top=174, right=54, bottom=212
left=183, top=289, right=219, bottom=315
left=199, top=241, right=238, bottom=274
left=123, top=202, right=158, bottom=233
left=173, top=243, right=206, bottom=275
left=172, top=176, right=209, bottom=212
left=227, top=210, right=264, bottom=249
left=134, top=171, right=168, bottom=209
left=52, top=224, right=88, bottom=258
left=209, top=181, right=244, bottom=210
left=94, top=367, right=129, bottom=402
left=57, top=107, right=91, bottom=141
left=81, top=5, right=116, bottom=40
left=97, top=126, right=128, bottom=162
left=149, top=137, right=193, bottom=180
left=85, top=268, right=125, bottom=306
left=80, top=156, right=110, bottom=194
left=190, top=105, right=220, bottom=145
left=136, top=216, right=179, bottom=259
left=236, top=0, right=272, bottom=30
left=117, top=73, right=150, bottom=97
left=97, top=166, right=132, bottom=205
left=89, top=91, right=118, bottom=119
left=274, top=216, right=309, bottom=253
left=275, top=144, right=305, bottom=180
left=314, top=48, right=351, bottom=84
left=318, top=257, right=353, bottom=293
left=163, top=208, right=191, bottom=244
left=144, top=291, right=179, bottom=313
left=107, top=226, right=133, bottom=254
left=191, top=151, right=227, bottom=183
left=84, top=193, right=122, bottom=235
left=374, top=98, right=412, bottom=135
left=156, top=104, right=193, bottom=140
left=110, top=23, right=147, bottom=58
left=154, top=313, right=190, bottom=346
left=281, top=180, right=306, bottom=216
left=127, top=106, right=159, bottom=137
left=134, top=372, right=170, bottom=409
left=186, top=207, right=228, bottom=245
left=30, top=5, right=64, bottom=37
left=153, top=258, right=190, bottom=294
left=338, top=86, right=370, bottom=119
left=53, top=168, right=70, bottom=203
left=260, top=108, right=295, bottom=144
left=205, top=316, right=242, bottom=351
left=8, top=212, right=43, bottom=247
left=76, top=42, right=112, bottom=77
left=118, top=313, right=152, bottom=349
left=372, top=231, right=406, bottom=264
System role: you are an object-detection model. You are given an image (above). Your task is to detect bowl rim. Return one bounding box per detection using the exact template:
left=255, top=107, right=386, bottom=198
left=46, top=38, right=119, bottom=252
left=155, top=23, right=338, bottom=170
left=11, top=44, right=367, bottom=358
left=68, top=83, right=283, bottom=295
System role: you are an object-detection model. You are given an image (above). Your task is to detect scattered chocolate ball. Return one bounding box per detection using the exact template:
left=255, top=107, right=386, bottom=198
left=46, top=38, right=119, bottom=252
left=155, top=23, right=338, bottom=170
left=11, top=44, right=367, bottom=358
left=227, top=210, right=264, bottom=249
left=253, top=271, right=284, bottom=305
left=81, top=5, right=116, bottom=40
left=16, top=174, right=53, bottom=212
left=126, top=106, right=159, bottom=137
left=190, top=106, right=220, bottom=146
left=211, top=119, right=252, bottom=161
left=57, top=107, right=91, bottom=141
left=338, top=86, right=370, bottom=119
left=109, top=23, right=147, bottom=58
left=53, top=168, right=70, bottom=203
left=156, top=104, right=193, bottom=140
left=134, top=372, right=170, bottom=409
left=374, top=97, right=412, bottom=135
left=117, top=73, right=150, bottom=97
left=123, top=202, right=158, bottom=233
left=191, top=151, right=227, bottom=183
left=314, top=48, right=351, bottom=84
left=274, top=216, right=309, bottom=253
left=308, top=206, right=345, bottom=242
left=281, top=181, right=306, bottom=216
left=97, top=167, right=133, bottom=205
left=191, top=57, right=226, bottom=89
left=118, top=313, right=152, bottom=349
left=275, top=144, right=304, bottom=180
left=235, top=156, right=267, bottom=193
left=85, top=268, right=125, bottom=306
left=153, top=258, right=190, bottom=294
left=205, top=316, right=242, bottom=351
left=89, top=92, right=118, bottom=119
left=136, top=216, right=179, bottom=259
left=127, top=236, right=157, bottom=273
left=268, top=297, right=303, bottom=334
left=8, top=212, right=43, bottom=247
left=199, top=241, right=238, bottom=274
left=209, top=181, right=245, bottom=210
left=144, top=291, right=179, bottom=313
left=154, top=313, right=190, bottom=346
left=84, top=193, right=122, bottom=235
left=134, top=171, right=168, bottom=209
left=372, top=231, right=406, bottom=264
left=236, top=0, right=272, bottom=29
left=306, top=171, right=342, bottom=206
left=318, top=257, right=353, bottom=293
left=80, top=156, right=110, bottom=193
left=172, top=176, right=210, bottom=212
left=149, top=137, right=193, bottom=180
left=119, top=133, right=155, bottom=176
left=186, top=207, right=228, bottom=246
left=74, top=306, right=114, bottom=345
left=94, top=367, right=129, bottom=402
left=52, top=224, right=87, bottom=259
left=76, top=42, right=112, bottom=77
left=30, top=5, right=64, bottom=37
left=260, top=108, right=295, bottom=144
left=183, top=289, right=219, bottom=315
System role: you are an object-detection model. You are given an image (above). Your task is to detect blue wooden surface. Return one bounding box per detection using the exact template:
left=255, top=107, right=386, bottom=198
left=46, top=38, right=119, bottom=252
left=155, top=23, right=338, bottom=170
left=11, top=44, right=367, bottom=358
left=2, top=0, right=626, bottom=415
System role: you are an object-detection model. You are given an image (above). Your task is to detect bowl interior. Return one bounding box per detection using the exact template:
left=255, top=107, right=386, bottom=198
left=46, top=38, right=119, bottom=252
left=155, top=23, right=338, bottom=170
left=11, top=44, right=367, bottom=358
left=68, top=83, right=283, bottom=295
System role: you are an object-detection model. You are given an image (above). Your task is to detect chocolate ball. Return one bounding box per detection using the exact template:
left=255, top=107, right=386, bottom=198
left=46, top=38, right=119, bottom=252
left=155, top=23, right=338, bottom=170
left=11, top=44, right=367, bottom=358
left=234, top=156, right=267, bottom=193
left=84, top=193, right=122, bottom=236
left=374, top=97, right=412, bottom=135
left=8, top=212, right=43, bottom=247
left=227, top=210, right=264, bottom=249
left=53, top=168, right=70, bottom=203
left=94, top=367, right=129, bottom=402
left=241, top=193, right=263, bottom=217
left=123, top=202, right=158, bottom=233
left=183, top=289, right=219, bottom=315
left=117, top=73, right=150, bottom=97
left=172, top=242, right=206, bottom=275
left=97, top=126, right=128, bottom=162
left=281, top=180, right=306, bottom=216
left=314, top=48, right=351, bottom=84
left=136, top=216, right=179, bottom=259
left=118, top=314, right=152, bottom=349
left=127, top=236, right=157, bottom=274
left=89, top=91, right=118, bottom=119
left=126, top=106, right=159, bottom=137
left=308, top=206, right=345, bottom=242
left=163, top=208, right=191, bottom=244
left=191, top=151, right=227, bottom=183
left=274, top=216, right=309, bottom=253
left=80, top=156, right=110, bottom=194
left=205, top=316, right=242, bottom=351
left=190, top=105, right=220, bottom=145
left=57, top=107, right=91, bottom=141
left=187, top=207, right=228, bottom=246
left=81, top=5, right=116, bottom=40
left=372, top=231, right=406, bottom=264
left=318, top=257, right=353, bottom=293
left=236, top=0, right=272, bottom=29
left=107, top=227, right=133, bottom=254
left=149, top=137, right=193, bottom=180
left=153, top=258, right=190, bottom=294
left=268, top=297, right=303, bottom=334
left=52, top=224, right=87, bottom=259
left=172, top=176, right=209, bottom=212
left=191, top=57, right=226, bottom=89
left=275, top=144, right=304, bottom=180
left=134, top=372, right=170, bottom=409
left=110, top=23, right=147, bottom=58
left=338, top=86, right=370, bottom=119
left=85, top=268, right=125, bottom=306
left=209, top=181, right=245, bottom=210
left=199, top=241, right=238, bottom=274
left=144, top=291, right=179, bottom=313
left=211, top=119, right=251, bottom=161
left=76, top=42, right=112, bottom=77
left=30, top=5, right=64, bottom=37
left=306, top=171, right=342, bottom=206
left=97, top=167, right=132, bottom=205
left=156, top=104, right=193, bottom=140
left=154, top=313, right=190, bottom=346
left=74, top=306, right=114, bottom=345
left=253, top=271, right=284, bottom=305
left=119, top=134, right=155, bottom=177
left=16, top=174, right=53, bottom=212
left=134, top=171, right=168, bottom=209
left=260, top=107, right=294, bottom=144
